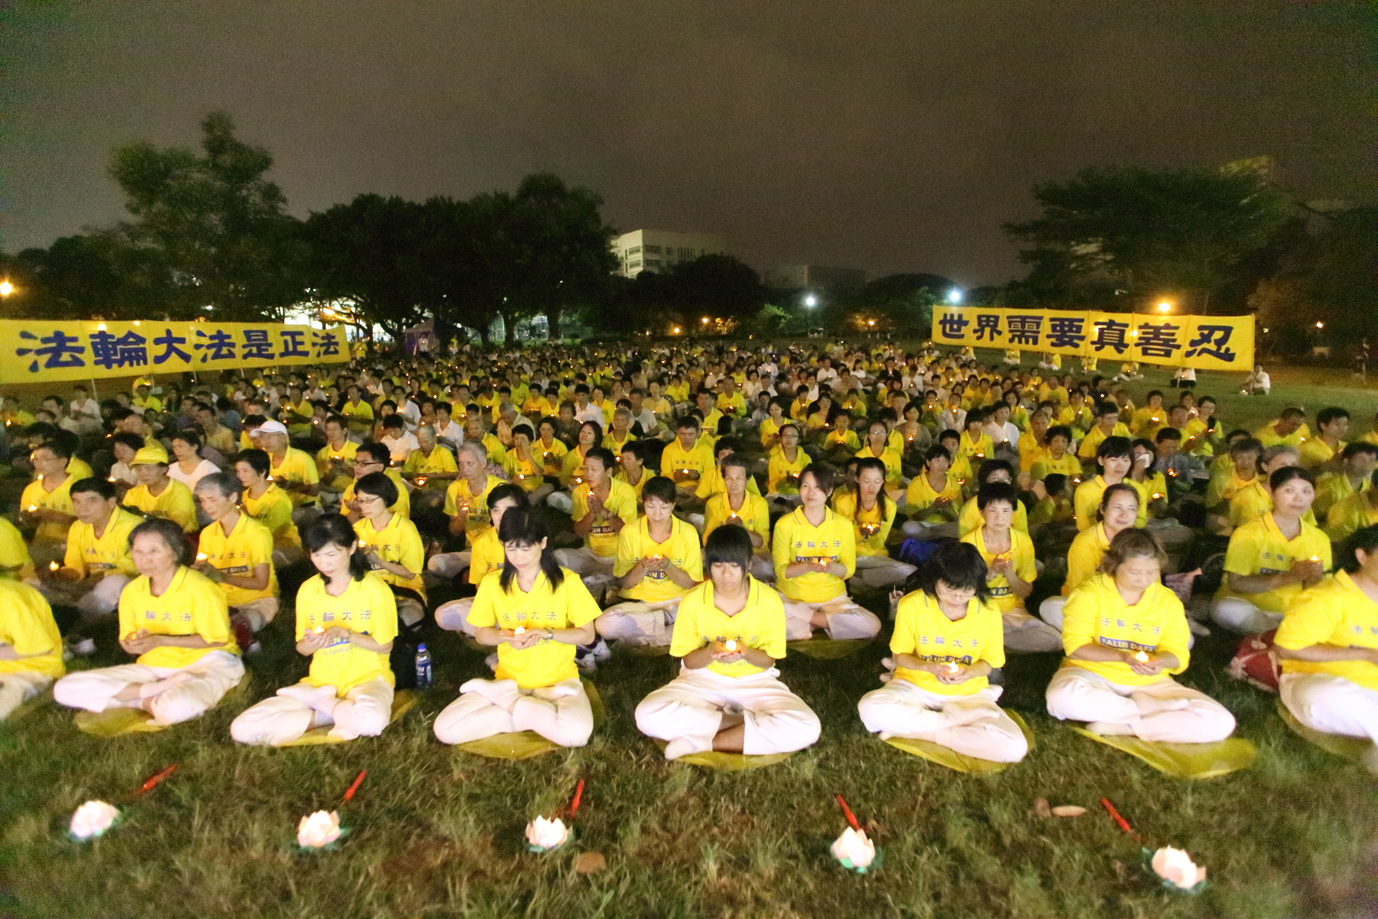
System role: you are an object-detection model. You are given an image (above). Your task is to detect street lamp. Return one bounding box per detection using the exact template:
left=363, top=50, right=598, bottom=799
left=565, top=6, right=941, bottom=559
left=946, top=288, right=962, bottom=304
left=803, top=293, right=818, bottom=308
left=0, top=280, right=13, bottom=297
left=701, top=316, right=710, bottom=324
left=1157, top=300, right=1173, bottom=314
left=1316, top=321, right=1325, bottom=330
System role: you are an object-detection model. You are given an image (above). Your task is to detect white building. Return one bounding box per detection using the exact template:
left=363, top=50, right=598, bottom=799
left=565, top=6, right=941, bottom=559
left=613, top=229, right=728, bottom=278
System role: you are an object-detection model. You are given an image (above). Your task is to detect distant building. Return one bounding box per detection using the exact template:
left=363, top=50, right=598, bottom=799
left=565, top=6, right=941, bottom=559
left=613, top=229, right=728, bottom=278
left=764, top=265, right=866, bottom=292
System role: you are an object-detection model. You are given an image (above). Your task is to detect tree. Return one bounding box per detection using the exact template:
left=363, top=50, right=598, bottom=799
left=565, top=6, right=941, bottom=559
left=665, top=254, right=767, bottom=320
left=109, top=111, right=305, bottom=320
left=846, top=273, right=951, bottom=334
left=1005, top=165, right=1294, bottom=312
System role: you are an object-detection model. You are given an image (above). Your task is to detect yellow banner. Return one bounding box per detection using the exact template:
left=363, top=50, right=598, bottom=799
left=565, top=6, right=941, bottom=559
left=931, top=308, right=1253, bottom=372
left=0, top=321, right=351, bottom=384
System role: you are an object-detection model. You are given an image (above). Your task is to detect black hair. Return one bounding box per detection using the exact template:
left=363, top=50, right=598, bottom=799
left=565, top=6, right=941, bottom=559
left=924, top=443, right=952, bottom=467
left=976, top=480, right=1018, bottom=512
left=357, top=442, right=391, bottom=466
left=1155, top=427, right=1181, bottom=444
left=129, top=517, right=187, bottom=565
left=355, top=471, right=399, bottom=507
left=171, top=428, right=202, bottom=449
left=579, top=420, right=604, bottom=442
left=497, top=506, right=564, bottom=592
left=486, top=482, right=529, bottom=513
left=512, top=423, right=534, bottom=441
left=853, top=456, right=891, bottom=523
left=977, top=457, right=1014, bottom=483
left=1338, top=524, right=1378, bottom=573
left=34, top=438, right=72, bottom=461
left=584, top=446, right=616, bottom=471
left=1046, top=424, right=1073, bottom=443
left=1317, top=406, right=1350, bottom=427
left=1043, top=473, right=1068, bottom=497
left=800, top=465, right=835, bottom=494
left=917, top=539, right=994, bottom=604
left=704, top=523, right=753, bottom=573
left=382, top=414, right=405, bottom=431
left=1343, top=442, right=1378, bottom=461
left=1096, top=435, right=1133, bottom=460
left=642, top=475, right=677, bottom=506
left=302, top=514, right=371, bottom=582
left=1270, top=466, right=1314, bottom=492
left=111, top=431, right=146, bottom=454
left=194, top=472, right=243, bottom=500
left=70, top=476, right=116, bottom=501
left=234, top=448, right=271, bottom=478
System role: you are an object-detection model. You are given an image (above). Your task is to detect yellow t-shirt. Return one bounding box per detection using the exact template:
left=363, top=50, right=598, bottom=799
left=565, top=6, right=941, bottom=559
left=123, top=479, right=198, bottom=533
left=831, top=490, right=897, bottom=558
left=857, top=444, right=903, bottom=488
left=467, top=568, right=601, bottom=689
left=766, top=447, right=812, bottom=495
left=1063, top=523, right=1113, bottom=597
left=118, top=567, right=237, bottom=669
left=957, top=495, right=1030, bottom=538
left=572, top=479, right=639, bottom=557
left=65, top=458, right=95, bottom=481
left=1060, top=573, right=1190, bottom=686
left=466, top=527, right=506, bottom=586
left=961, top=526, right=1036, bottom=613
left=1313, top=472, right=1366, bottom=522
left=536, top=437, right=569, bottom=475
left=904, top=472, right=962, bottom=522
left=1029, top=451, right=1081, bottom=482
left=354, top=513, right=426, bottom=601
left=694, top=462, right=762, bottom=501
left=0, top=516, right=34, bottom=578
left=1206, top=467, right=1256, bottom=510
left=481, top=433, right=508, bottom=468
left=772, top=507, right=856, bottom=602
left=341, top=469, right=410, bottom=523
left=1217, top=513, right=1331, bottom=614
left=891, top=590, right=1003, bottom=696
left=959, top=430, right=993, bottom=461
left=316, top=440, right=360, bottom=489
left=294, top=573, right=398, bottom=694
left=758, top=417, right=782, bottom=448
left=1276, top=570, right=1378, bottom=691
left=703, top=492, right=770, bottom=548
left=559, top=446, right=592, bottom=487
left=1228, top=478, right=1317, bottom=530
left=1253, top=421, right=1310, bottom=449
left=1326, top=491, right=1378, bottom=543
left=603, top=431, right=637, bottom=456
left=21, top=475, right=76, bottom=543
left=443, top=474, right=504, bottom=540
left=1074, top=476, right=1147, bottom=531
left=197, top=513, right=278, bottom=607
left=669, top=577, right=786, bottom=677
left=1077, top=422, right=1132, bottom=460
left=1298, top=437, right=1343, bottom=471
left=402, top=446, right=458, bottom=486
left=614, top=517, right=704, bottom=602
left=64, top=507, right=142, bottom=580
left=0, top=579, right=64, bottom=678
left=661, top=438, right=716, bottom=483
left=269, top=447, right=321, bottom=506
left=824, top=429, right=861, bottom=453
left=243, top=483, right=303, bottom=549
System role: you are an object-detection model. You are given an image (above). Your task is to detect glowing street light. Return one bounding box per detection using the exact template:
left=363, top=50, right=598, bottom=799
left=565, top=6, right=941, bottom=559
left=803, top=293, right=818, bottom=308
left=946, top=288, right=962, bottom=304
left=1316, top=321, right=1325, bottom=330
left=1157, top=300, right=1173, bottom=314
left=0, top=280, right=13, bottom=297
left=701, top=316, right=710, bottom=324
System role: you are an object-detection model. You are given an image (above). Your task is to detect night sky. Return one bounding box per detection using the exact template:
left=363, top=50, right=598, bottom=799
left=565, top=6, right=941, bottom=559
left=2, top=1, right=1373, bottom=286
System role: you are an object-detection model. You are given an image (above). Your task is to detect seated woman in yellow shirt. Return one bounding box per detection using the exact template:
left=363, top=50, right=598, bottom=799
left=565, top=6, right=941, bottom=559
left=766, top=424, right=811, bottom=501
left=0, top=579, right=64, bottom=721
left=1212, top=466, right=1330, bottom=635
left=1046, top=529, right=1236, bottom=743
left=961, top=483, right=1062, bottom=654
left=1226, top=445, right=1311, bottom=531
left=771, top=467, right=881, bottom=643
left=193, top=473, right=280, bottom=647
left=353, top=473, right=427, bottom=629
left=856, top=422, right=906, bottom=502
left=703, top=455, right=772, bottom=581
left=957, top=459, right=1030, bottom=538
left=833, top=457, right=914, bottom=590
left=1275, top=525, right=1378, bottom=772
left=231, top=515, right=399, bottom=746
left=235, top=449, right=305, bottom=568
left=54, top=518, right=244, bottom=727
left=635, top=525, right=820, bottom=760
left=858, top=540, right=1028, bottom=764
left=1039, top=483, right=1139, bottom=631
left=503, top=424, right=555, bottom=505
left=432, top=507, right=600, bottom=748
left=902, top=445, right=963, bottom=540
left=433, top=484, right=528, bottom=635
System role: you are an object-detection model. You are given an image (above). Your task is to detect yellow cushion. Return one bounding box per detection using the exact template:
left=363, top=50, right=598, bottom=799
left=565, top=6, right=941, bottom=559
left=74, top=670, right=252, bottom=737
left=1069, top=723, right=1256, bottom=779
left=456, top=681, right=603, bottom=760
left=652, top=738, right=794, bottom=770
left=883, top=710, right=1035, bottom=774
left=1277, top=699, right=1372, bottom=761
left=274, top=690, right=419, bottom=747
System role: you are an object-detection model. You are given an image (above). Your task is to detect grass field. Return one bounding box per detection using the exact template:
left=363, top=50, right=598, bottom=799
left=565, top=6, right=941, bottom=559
left=2, top=359, right=1377, bottom=919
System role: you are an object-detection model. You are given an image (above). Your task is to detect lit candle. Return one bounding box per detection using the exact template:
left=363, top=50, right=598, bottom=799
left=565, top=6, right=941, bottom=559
left=944, top=661, right=960, bottom=674
left=416, top=476, right=427, bottom=486
left=724, top=639, right=739, bottom=652
left=1134, top=650, right=1149, bottom=663
left=314, top=626, right=324, bottom=634
left=514, top=626, right=526, bottom=635
left=27, top=504, right=36, bottom=512
left=108, top=476, right=116, bottom=483
left=49, top=561, right=60, bottom=572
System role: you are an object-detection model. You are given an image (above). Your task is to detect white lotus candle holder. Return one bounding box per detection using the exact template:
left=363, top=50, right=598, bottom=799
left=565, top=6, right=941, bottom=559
left=69, top=800, right=120, bottom=840
left=296, top=810, right=343, bottom=849
left=525, top=816, right=570, bottom=852
left=1149, top=846, right=1207, bottom=893
left=830, top=826, right=876, bottom=873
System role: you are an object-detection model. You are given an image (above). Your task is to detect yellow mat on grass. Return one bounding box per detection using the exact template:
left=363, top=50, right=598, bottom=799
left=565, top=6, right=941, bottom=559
left=786, top=638, right=873, bottom=660
left=274, top=690, right=420, bottom=747
left=1069, top=724, right=1256, bottom=779
left=456, top=681, right=604, bottom=760
left=883, top=710, right=1035, bottom=774
left=653, top=738, right=794, bottom=771
left=1276, top=700, right=1372, bottom=761
left=75, top=670, right=253, bottom=738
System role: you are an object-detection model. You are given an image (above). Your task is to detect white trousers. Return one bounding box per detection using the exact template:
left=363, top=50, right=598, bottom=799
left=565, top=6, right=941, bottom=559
left=547, top=492, right=574, bottom=514
left=853, top=555, right=917, bottom=589
left=596, top=598, right=682, bottom=645
left=1001, top=607, right=1066, bottom=653
left=554, top=547, right=617, bottom=592
left=780, top=593, right=882, bottom=641
left=230, top=678, right=394, bottom=746
left=53, top=650, right=245, bottom=726
left=0, top=670, right=52, bottom=721
left=428, top=551, right=471, bottom=580
left=435, top=596, right=477, bottom=635
left=231, top=597, right=281, bottom=631
left=1280, top=672, right=1378, bottom=743
left=1211, top=597, right=1281, bottom=634
left=1038, top=595, right=1068, bottom=631
left=433, top=677, right=593, bottom=747
left=635, top=666, right=820, bottom=756
left=857, top=679, right=1028, bottom=763
left=1045, top=667, right=1235, bottom=743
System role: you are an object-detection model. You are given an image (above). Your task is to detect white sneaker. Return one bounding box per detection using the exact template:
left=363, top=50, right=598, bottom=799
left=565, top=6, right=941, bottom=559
left=664, top=737, right=708, bottom=761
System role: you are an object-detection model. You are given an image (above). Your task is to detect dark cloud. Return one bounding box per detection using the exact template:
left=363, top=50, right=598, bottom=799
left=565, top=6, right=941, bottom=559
left=1, top=0, right=1372, bottom=286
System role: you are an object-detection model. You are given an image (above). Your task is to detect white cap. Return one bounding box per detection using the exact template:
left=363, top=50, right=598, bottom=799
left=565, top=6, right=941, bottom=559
left=250, top=420, right=288, bottom=437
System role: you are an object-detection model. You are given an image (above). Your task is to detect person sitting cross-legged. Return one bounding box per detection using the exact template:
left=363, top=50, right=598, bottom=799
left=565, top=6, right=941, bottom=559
left=857, top=540, right=1028, bottom=763
left=433, top=484, right=529, bottom=635
left=553, top=447, right=637, bottom=597
left=192, top=474, right=281, bottom=651
left=35, top=477, right=141, bottom=620
left=596, top=476, right=704, bottom=646
left=432, top=508, right=599, bottom=749
left=53, top=518, right=245, bottom=727
left=1045, top=529, right=1236, bottom=743
left=635, top=525, right=821, bottom=760
left=0, top=579, right=64, bottom=721
left=230, top=515, right=398, bottom=746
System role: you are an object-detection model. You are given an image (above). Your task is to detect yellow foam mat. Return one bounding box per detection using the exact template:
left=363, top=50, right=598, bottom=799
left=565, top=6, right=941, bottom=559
left=883, top=710, right=1035, bottom=774
left=75, top=670, right=253, bottom=738
left=786, top=638, right=873, bottom=660
left=457, top=681, right=604, bottom=760
left=1069, top=724, right=1256, bottom=779
left=1276, top=699, right=1372, bottom=761
left=652, top=738, right=793, bottom=771
left=275, top=690, right=419, bottom=747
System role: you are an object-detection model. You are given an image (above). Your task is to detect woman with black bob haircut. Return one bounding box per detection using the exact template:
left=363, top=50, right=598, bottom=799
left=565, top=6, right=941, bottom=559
left=230, top=514, right=400, bottom=746
left=857, top=540, right=1028, bottom=764
left=433, top=506, right=600, bottom=748
left=352, top=471, right=427, bottom=627
left=635, top=524, right=821, bottom=760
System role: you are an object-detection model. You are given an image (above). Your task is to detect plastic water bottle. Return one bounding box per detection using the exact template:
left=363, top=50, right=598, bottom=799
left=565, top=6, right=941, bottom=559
left=414, top=644, right=433, bottom=690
